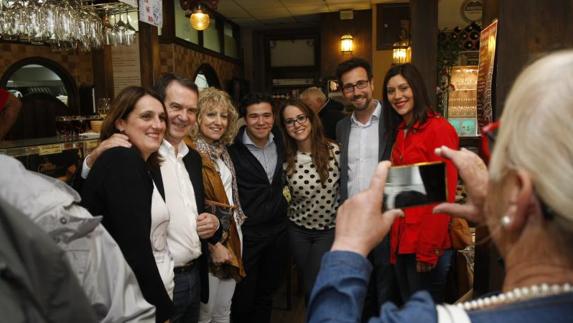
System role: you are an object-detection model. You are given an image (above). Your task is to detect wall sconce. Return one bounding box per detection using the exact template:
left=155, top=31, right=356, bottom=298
left=340, top=34, right=354, bottom=53
left=181, top=0, right=219, bottom=31
left=392, top=39, right=411, bottom=64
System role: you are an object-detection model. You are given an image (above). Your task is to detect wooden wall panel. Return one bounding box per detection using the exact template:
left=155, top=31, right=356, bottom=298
left=139, top=22, right=161, bottom=88
left=320, top=10, right=372, bottom=78
left=494, top=0, right=573, bottom=118
left=410, top=0, right=438, bottom=108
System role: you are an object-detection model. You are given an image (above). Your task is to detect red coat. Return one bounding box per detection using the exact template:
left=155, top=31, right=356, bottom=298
left=0, top=89, right=9, bottom=112
left=389, top=113, right=459, bottom=266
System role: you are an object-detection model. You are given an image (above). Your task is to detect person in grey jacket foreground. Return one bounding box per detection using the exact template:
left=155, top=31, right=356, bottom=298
left=0, top=154, right=156, bottom=322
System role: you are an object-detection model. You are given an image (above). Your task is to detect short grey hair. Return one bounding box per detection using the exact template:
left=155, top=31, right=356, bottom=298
left=300, top=86, right=327, bottom=104
left=490, top=50, right=573, bottom=234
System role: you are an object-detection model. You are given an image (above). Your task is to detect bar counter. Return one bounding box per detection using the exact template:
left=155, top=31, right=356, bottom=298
left=0, top=135, right=99, bottom=158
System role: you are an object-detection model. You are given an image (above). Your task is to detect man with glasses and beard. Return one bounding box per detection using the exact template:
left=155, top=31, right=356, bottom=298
left=335, top=58, right=397, bottom=320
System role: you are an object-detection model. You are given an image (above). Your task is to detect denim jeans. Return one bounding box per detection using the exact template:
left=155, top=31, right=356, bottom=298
left=172, top=266, right=201, bottom=323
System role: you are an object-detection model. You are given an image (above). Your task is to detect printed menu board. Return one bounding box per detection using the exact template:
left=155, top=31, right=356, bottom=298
left=112, top=37, right=142, bottom=96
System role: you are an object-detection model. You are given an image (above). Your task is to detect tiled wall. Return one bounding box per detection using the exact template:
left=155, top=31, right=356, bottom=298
left=0, top=43, right=93, bottom=86
left=159, top=43, right=241, bottom=88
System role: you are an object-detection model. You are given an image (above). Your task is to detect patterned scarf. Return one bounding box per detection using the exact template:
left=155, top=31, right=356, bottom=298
left=194, top=135, right=246, bottom=225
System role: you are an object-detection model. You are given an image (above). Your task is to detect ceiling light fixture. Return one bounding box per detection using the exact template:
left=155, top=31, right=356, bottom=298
left=190, top=3, right=210, bottom=31
left=180, top=0, right=219, bottom=31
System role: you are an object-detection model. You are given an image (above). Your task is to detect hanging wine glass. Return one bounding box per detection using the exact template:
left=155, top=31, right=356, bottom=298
left=0, top=0, right=105, bottom=50
left=123, top=9, right=136, bottom=46
left=103, top=9, right=115, bottom=46
left=113, top=9, right=125, bottom=45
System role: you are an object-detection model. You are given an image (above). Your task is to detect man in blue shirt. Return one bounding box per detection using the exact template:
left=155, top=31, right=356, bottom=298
left=229, top=93, right=289, bottom=323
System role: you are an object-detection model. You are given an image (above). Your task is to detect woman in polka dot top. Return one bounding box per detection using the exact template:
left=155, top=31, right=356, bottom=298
left=278, top=99, right=341, bottom=303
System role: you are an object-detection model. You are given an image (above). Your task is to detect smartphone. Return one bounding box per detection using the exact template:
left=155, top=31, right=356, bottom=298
left=384, top=161, right=447, bottom=210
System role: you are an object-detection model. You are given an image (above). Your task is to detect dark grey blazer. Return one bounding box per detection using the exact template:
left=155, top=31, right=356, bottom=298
left=335, top=103, right=394, bottom=203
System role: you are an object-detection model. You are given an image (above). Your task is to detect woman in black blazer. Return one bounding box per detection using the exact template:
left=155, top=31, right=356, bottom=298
left=81, top=86, right=173, bottom=322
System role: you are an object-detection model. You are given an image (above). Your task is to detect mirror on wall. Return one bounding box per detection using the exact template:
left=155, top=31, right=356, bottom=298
left=5, top=64, right=69, bottom=106
left=1, top=59, right=80, bottom=140
left=194, top=63, right=220, bottom=91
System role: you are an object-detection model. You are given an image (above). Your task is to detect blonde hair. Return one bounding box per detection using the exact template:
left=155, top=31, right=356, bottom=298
left=489, top=50, right=573, bottom=233
left=300, top=86, right=326, bottom=104
left=193, top=87, right=239, bottom=145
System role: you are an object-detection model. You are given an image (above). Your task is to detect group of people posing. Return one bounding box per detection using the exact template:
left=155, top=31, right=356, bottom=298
left=307, top=50, right=573, bottom=323
left=9, top=56, right=459, bottom=323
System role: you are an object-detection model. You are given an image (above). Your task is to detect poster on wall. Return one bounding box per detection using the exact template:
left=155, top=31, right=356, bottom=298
left=112, top=37, right=142, bottom=96
left=139, top=0, right=162, bottom=27
left=476, top=19, right=498, bottom=133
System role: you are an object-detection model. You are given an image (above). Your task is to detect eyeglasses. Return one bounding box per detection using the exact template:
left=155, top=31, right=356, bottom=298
left=480, top=121, right=499, bottom=164
left=284, top=114, right=308, bottom=127
left=480, top=121, right=555, bottom=220
left=341, top=80, right=370, bottom=94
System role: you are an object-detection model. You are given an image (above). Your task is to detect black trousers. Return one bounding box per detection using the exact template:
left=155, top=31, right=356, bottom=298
left=288, top=223, right=334, bottom=302
left=231, top=229, right=289, bottom=323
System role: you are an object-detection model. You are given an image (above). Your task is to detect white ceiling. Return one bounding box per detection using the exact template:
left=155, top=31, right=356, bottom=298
left=216, top=0, right=376, bottom=27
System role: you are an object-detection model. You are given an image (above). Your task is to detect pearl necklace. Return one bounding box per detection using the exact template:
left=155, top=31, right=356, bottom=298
left=458, top=283, right=573, bottom=311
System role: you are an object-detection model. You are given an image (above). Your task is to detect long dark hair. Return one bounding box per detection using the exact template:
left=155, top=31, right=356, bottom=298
left=382, top=63, right=434, bottom=136
left=278, top=99, right=332, bottom=184
left=100, top=86, right=166, bottom=168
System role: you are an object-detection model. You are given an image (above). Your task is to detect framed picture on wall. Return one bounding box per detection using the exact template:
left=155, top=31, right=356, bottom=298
left=376, top=3, right=410, bottom=50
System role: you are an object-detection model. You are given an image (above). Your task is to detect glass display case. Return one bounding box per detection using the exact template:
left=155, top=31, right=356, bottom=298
left=447, top=65, right=480, bottom=152
left=0, top=136, right=99, bottom=183
left=447, top=66, right=479, bottom=136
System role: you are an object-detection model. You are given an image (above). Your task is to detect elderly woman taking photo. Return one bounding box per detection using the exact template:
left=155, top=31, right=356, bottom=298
left=81, top=86, right=174, bottom=322
left=189, top=87, right=245, bottom=323
left=278, top=99, right=340, bottom=302
left=307, top=50, right=573, bottom=322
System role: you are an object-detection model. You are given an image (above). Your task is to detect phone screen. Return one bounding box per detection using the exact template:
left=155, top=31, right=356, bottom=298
left=384, top=162, right=447, bottom=210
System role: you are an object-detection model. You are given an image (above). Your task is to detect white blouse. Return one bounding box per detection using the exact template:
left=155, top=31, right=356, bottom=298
left=150, top=182, right=174, bottom=299
left=215, top=157, right=243, bottom=246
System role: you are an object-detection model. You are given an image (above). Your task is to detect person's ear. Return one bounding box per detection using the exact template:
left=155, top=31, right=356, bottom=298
left=115, top=119, right=126, bottom=133
left=504, top=170, right=536, bottom=233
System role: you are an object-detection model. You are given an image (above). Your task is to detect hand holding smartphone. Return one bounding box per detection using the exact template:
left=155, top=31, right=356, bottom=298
left=384, top=161, right=447, bottom=210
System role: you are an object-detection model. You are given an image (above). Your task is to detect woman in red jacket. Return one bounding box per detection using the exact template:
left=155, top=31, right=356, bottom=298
left=382, top=63, right=459, bottom=303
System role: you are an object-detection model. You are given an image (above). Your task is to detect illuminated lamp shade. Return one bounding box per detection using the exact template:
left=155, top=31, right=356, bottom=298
left=340, top=34, right=354, bottom=53
left=392, top=39, right=411, bottom=64
left=190, top=5, right=210, bottom=31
